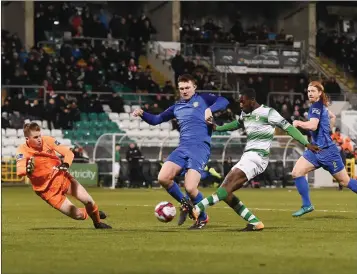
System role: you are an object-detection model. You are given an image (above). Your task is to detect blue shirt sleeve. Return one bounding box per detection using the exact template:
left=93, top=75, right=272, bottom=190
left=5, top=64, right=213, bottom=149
left=141, top=105, right=175, bottom=125
left=200, top=93, right=229, bottom=113
left=310, top=101, right=323, bottom=120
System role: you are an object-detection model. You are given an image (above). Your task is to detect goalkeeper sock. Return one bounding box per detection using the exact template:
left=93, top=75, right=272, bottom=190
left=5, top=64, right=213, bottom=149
left=294, top=176, right=311, bottom=207
left=228, top=195, right=260, bottom=225
left=195, top=188, right=228, bottom=214
left=347, top=179, right=357, bottom=193
left=167, top=181, right=184, bottom=203
left=191, top=191, right=208, bottom=222
left=78, top=208, right=88, bottom=220
left=85, top=204, right=100, bottom=224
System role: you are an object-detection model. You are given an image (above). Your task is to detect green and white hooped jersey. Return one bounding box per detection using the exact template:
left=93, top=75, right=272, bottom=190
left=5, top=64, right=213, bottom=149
left=239, top=105, right=290, bottom=157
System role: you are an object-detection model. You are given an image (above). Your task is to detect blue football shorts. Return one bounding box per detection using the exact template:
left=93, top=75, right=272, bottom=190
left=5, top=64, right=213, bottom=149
left=303, top=144, right=345, bottom=175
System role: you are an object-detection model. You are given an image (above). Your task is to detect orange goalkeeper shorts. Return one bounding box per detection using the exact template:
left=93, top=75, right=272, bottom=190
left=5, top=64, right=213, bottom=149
left=35, top=174, right=71, bottom=210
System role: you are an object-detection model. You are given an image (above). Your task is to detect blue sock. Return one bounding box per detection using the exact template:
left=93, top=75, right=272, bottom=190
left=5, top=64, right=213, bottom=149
left=167, top=181, right=184, bottom=203
left=347, top=179, right=357, bottom=193
left=191, top=192, right=208, bottom=221
left=294, top=176, right=312, bottom=207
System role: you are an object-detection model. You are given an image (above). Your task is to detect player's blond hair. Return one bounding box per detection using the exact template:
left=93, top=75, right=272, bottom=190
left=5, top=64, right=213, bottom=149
left=308, top=81, right=330, bottom=106
left=23, top=122, right=41, bottom=137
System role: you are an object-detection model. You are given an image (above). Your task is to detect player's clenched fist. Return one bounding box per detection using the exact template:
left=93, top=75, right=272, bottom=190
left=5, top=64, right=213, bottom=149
left=26, top=157, right=35, bottom=175
left=132, top=108, right=144, bottom=117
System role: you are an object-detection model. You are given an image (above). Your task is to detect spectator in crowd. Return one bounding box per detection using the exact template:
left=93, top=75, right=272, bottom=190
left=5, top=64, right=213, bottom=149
left=316, top=29, right=357, bottom=78
left=114, top=144, right=121, bottom=182
left=72, top=146, right=89, bottom=163
left=341, top=137, right=353, bottom=153
left=171, top=51, right=185, bottom=87
left=126, top=143, right=143, bottom=188
left=331, top=128, right=343, bottom=143
left=109, top=92, right=124, bottom=113
left=45, top=98, right=58, bottom=130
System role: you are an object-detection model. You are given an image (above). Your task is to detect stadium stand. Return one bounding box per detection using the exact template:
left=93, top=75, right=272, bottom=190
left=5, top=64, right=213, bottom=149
left=2, top=1, right=356, bottom=188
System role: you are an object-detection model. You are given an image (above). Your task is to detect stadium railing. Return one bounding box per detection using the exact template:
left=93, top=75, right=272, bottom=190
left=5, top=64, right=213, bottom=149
left=93, top=133, right=303, bottom=189
left=151, top=41, right=301, bottom=62
left=267, top=92, right=305, bottom=107
left=1, top=85, right=238, bottom=106
left=1, top=157, right=25, bottom=184
left=267, top=91, right=348, bottom=106
left=2, top=85, right=46, bottom=103
left=308, top=44, right=357, bottom=92
left=37, top=37, right=126, bottom=52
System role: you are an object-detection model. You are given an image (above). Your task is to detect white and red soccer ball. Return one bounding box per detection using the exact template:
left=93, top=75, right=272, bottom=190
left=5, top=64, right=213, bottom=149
left=154, top=201, right=176, bottom=223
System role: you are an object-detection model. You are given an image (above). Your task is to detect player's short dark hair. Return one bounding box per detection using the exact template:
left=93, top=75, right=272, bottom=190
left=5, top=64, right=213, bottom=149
left=178, top=74, right=196, bottom=85
left=23, top=122, right=41, bottom=137
left=240, top=88, right=256, bottom=100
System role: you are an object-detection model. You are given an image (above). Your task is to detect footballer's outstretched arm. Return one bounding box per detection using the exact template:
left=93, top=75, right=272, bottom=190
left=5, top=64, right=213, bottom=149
left=15, top=148, right=27, bottom=176
left=293, top=101, right=322, bottom=131
left=294, top=118, right=319, bottom=131
left=44, top=136, right=74, bottom=166
left=268, top=109, right=309, bottom=147
left=200, top=93, right=230, bottom=112
left=215, top=120, right=241, bottom=132
left=141, top=105, right=175, bottom=125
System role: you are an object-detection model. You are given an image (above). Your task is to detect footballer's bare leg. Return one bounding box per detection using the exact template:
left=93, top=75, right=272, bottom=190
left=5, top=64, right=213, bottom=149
left=182, top=168, right=264, bottom=231
left=57, top=197, right=88, bottom=220
left=157, top=161, right=187, bottom=225
left=67, top=176, right=111, bottom=229
left=183, top=169, right=209, bottom=229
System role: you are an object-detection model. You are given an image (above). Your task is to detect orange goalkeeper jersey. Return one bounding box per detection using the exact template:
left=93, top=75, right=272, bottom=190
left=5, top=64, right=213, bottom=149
left=15, top=136, right=74, bottom=192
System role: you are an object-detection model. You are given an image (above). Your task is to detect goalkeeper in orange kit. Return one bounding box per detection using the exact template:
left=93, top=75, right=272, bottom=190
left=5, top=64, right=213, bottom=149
left=16, top=122, right=112, bottom=229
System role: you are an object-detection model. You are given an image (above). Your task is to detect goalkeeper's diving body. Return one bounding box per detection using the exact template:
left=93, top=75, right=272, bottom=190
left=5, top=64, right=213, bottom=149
left=15, top=122, right=111, bottom=229
left=132, top=74, right=229, bottom=229
left=181, top=88, right=320, bottom=231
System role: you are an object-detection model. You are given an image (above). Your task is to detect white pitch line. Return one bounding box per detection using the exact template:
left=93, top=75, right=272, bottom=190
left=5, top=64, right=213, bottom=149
left=116, top=204, right=357, bottom=214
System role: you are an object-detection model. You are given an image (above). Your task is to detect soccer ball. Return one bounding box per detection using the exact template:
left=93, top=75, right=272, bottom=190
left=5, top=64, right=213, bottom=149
left=154, top=201, right=176, bottom=223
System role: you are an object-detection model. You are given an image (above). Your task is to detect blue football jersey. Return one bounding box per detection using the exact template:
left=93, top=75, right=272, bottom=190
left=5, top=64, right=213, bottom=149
left=308, top=100, right=334, bottom=148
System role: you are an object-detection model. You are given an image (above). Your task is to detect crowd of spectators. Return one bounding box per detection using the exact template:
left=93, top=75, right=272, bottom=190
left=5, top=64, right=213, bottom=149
left=316, top=28, right=357, bottom=78
left=2, top=1, right=159, bottom=96
left=180, top=17, right=292, bottom=47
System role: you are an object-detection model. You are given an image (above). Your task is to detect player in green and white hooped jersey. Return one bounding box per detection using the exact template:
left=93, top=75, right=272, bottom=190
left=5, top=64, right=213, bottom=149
left=181, top=88, right=320, bottom=231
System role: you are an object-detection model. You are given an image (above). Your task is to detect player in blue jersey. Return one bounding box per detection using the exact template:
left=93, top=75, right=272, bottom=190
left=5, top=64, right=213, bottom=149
left=291, top=81, right=357, bottom=217
left=132, top=74, right=229, bottom=229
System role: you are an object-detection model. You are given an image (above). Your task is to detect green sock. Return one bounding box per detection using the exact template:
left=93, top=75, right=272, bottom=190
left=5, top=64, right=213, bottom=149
left=195, top=188, right=228, bottom=214
left=229, top=195, right=260, bottom=225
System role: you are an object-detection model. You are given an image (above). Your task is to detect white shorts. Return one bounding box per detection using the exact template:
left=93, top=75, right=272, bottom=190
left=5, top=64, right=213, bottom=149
left=113, top=162, right=121, bottom=178
left=232, top=151, right=269, bottom=181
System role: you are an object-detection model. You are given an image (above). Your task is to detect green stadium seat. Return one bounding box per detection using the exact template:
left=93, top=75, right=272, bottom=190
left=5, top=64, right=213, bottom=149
left=75, top=121, right=91, bottom=130
left=98, top=112, right=108, bottom=121
left=80, top=113, right=88, bottom=121
left=88, top=113, right=98, bottom=121
left=84, top=85, right=92, bottom=92
left=63, top=130, right=73, bottom=139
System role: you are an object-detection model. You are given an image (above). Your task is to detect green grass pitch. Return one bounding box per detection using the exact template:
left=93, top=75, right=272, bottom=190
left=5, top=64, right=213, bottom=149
left=2, top=186, right=357, bottom=274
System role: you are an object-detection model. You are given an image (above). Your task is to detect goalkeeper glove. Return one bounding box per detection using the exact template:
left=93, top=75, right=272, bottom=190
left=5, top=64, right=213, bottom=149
left=26, top=157, right=35, bottom=175
left=56, top=163, right=70, bottom=171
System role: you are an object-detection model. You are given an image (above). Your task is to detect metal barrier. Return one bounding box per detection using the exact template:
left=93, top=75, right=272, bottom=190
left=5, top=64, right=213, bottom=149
left=1, top=157, right=25, bottom=183
left=267, top=91, right=348, bottom=106
left=1, top=85, right=237, bottom=106
left=38, top=37, right=126, bottom=51
left=267, top=92, right=305, bottom=106
left=2, top=85, right=47, bottom=104
left=93, top=133, right=303, bottom=188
